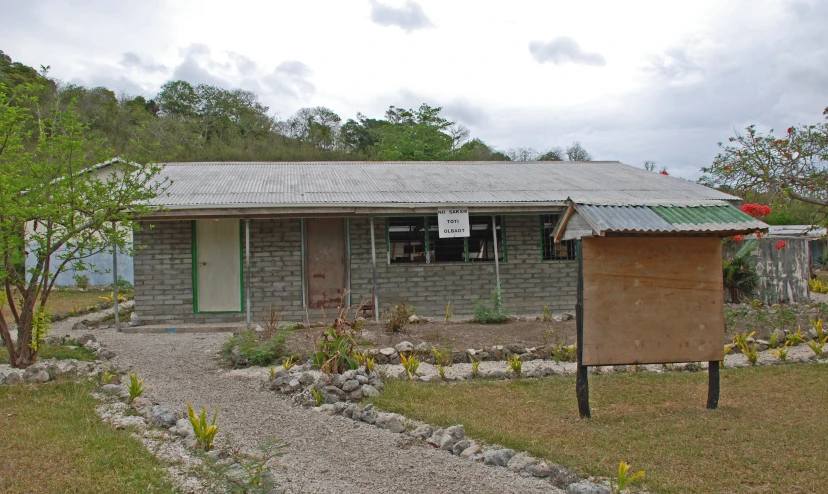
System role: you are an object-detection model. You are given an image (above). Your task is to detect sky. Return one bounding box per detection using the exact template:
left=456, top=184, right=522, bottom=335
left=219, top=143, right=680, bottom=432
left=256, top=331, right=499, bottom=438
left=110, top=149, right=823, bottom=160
left=2, top=0, right=826, bottom=178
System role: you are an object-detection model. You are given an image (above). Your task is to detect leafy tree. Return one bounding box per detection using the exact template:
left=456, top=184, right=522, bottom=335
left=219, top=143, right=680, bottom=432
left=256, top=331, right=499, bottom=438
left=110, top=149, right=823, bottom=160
left=340, top=113, right=389, bottom=156
left=643, top=160, right=656, bottom=171
left=281, top=106, right=342, bottom=151
left=701, top=108, right=828, bottom=222
left=565, top=141, right=592, bottom=161
left=373, top=104, right=456, bottom=161
left=506, top=147, right=540, bottom=161
left=454, top=138, right=510, bottom=161
left=0, top=83, right=168, bottom=367
left=538, top=147, right=565, bottom=161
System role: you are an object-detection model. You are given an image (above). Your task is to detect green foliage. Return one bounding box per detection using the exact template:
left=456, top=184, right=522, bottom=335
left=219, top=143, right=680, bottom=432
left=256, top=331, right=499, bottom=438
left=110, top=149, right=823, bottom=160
left=311, top=388, right=324, bottom=407
left=552, top=343, right=578, bottom=363
left=364, top=356, right=376, bottom=373
left=469, top=357, right=481, bottom=378
left=610, top=461, right=645, bottom=494
left=768, top=333, right=780, bottom=349
left=101, top=371, right=115, bottom=384
left=432, top=346, right=453, bottom=367
left=385, top=301, right=415, bottom=333
left=267, top=367, right=276, bottom=381
left=787, top=326, right=806, bottom=346
left=436, top=363, right=447, bottom=379
left=311, top=301, right=366, bottom=374
left=701, top=110, right=828, bottom=223
left=805, top=336, right=827, bottom=358
left=507, top=354, right=523, bottom=377
left=72, top=274, right=90, bottom=289
left=126, top=372, right=149, bottom=401
left=772, top=345, right=789, bottom=362
left=400, top=353, right=420, bottom=380
left=187, top=402, right=220, bottom=452
left=28, top=306, right=50, bottom=353
left=228, top=439, right=288, bottom=493
left=774, top=306, right=798, bottom=332
left=732, top=331, right=756, bottom=352
left=221, top=328, right=293, bottom=367
left=281, top=356, right=297, bottom=371
left=444, top=301, right=453, bottom=324
left=472, top=287, right=509, bottom=324
left=811, top=318, right=825, bottom=339
left=722, top=255, right=759, bottom=303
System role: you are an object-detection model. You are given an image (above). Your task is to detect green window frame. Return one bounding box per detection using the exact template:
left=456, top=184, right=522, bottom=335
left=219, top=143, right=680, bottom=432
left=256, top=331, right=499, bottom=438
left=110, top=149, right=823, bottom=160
left=191, top=219, right=245, bottom=314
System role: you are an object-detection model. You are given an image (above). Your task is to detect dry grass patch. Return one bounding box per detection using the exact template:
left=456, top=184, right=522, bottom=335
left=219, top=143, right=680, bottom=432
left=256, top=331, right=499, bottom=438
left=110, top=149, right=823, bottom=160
left=0, top=381, right=176, bottom=493
left=1, top=289, right=118, bottom=322
left=370, top=365, right=828, bottom=494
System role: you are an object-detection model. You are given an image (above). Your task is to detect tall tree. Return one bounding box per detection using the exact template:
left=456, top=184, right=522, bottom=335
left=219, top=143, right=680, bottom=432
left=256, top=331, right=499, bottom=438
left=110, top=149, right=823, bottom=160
left=0, top=83, right=168, bottom=367
left=701, top=108, right=828, bottom=222
left=373, top=104, right=456, bottom=161
left=565, top=141, right=592, bottom=161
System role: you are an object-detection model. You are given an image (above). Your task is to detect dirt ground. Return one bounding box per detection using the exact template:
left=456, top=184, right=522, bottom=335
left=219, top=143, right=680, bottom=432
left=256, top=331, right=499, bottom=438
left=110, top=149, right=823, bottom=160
left=286, top=318, right=577, bottom=354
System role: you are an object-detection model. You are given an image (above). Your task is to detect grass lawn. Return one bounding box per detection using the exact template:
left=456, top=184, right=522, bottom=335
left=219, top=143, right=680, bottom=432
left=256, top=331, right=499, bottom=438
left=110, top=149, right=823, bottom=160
left=370, top=365, right=828, bottom=494
left=0, top=345, right=98, bottom=365
left=1, top=289, right=118, bottom=322
left=0, top=381, right=176, bottom=493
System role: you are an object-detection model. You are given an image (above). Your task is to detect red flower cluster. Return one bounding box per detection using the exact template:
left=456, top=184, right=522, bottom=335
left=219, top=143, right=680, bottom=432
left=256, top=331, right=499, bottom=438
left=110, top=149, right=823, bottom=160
left=732, top=235, right=745, bottom=243
left=755, top=229, right=764, bottom=238
left=740, top=203, right=771, bottom=218
left=775, top=240, right=787, bottom=250
left=659, top=169, right=669, bottom=175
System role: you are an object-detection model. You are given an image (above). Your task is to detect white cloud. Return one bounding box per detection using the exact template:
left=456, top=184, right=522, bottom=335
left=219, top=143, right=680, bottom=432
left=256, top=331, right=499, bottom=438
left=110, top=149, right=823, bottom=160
left=369, top=0, right=434, bottom=33
left=529, top=37, right=606, bottom=66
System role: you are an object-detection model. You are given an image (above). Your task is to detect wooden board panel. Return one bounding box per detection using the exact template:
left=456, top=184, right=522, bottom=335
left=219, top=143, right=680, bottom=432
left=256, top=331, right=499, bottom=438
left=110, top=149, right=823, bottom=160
left=582, top=237, right=724, bottom=365
left=306, top=218, right=347, bottom=309
left=196, top=219, right=241, bottom=312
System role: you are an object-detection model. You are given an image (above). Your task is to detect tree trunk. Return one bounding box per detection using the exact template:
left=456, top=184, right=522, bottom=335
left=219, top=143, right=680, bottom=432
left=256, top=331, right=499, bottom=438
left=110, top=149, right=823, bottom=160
left=10, top=290, right=39, bottom=368
left=729, top=287, right=740, bottom=304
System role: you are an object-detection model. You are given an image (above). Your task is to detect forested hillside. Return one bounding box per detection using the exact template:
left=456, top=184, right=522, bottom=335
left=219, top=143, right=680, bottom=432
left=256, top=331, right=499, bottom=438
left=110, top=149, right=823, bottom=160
left=0, top=49, right=590, bottom=165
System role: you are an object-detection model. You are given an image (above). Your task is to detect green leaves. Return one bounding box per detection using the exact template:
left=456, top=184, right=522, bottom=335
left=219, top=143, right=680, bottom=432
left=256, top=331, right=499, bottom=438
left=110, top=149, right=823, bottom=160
left=187, top=402, right=220, bottom=452
left=611, top=461, right=645, bottom=493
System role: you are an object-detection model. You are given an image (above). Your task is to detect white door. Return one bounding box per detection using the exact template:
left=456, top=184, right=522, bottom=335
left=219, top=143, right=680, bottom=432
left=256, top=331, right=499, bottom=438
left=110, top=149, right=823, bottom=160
left=195, top=219, right=241, bottom=312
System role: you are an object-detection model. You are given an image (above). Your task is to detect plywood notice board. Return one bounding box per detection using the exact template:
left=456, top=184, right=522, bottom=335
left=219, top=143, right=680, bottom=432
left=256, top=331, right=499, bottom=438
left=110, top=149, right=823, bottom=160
left=582, top=237, right=725, bottom=366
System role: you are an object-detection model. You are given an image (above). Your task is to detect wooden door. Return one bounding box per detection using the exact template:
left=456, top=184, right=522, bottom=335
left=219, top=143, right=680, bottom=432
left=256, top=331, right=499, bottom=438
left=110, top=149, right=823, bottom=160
left=195, top=219, right=241, bottom=312
left=306, top=219, right=347, bottom=309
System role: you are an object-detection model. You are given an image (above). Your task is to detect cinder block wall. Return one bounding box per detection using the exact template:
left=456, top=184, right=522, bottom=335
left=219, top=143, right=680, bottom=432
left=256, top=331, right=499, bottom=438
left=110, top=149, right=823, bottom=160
left=349, top=215, right=577, bottom=318
left=133, top=219, right=304, bottom=324
left=134, top=215, right=577, bottom=324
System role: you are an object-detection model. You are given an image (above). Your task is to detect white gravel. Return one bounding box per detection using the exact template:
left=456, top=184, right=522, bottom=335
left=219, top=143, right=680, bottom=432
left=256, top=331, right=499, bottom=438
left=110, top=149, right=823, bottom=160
left=55, top=313, right=564, bottom=494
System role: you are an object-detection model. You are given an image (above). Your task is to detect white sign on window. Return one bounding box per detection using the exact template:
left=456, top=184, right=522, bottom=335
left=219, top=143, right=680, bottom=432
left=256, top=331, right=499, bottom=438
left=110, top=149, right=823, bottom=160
left=437, top=208, right=470, bottom=238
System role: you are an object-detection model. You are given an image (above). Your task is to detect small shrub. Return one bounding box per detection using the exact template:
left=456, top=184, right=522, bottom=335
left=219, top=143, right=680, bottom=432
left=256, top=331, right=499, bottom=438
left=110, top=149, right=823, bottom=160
left=470, top=357, right=481, bottom=377
left=400, top=353, right=420, bottom=380
left=311, top=388, right=324, bottom=407
left=472, top=287, right=509, bottom=324
left=221, top=328, right=293, bottom=367
left=281, top=356, right=297, bottom=371
left=29, top=306, right=51, bottom=353
left=552, top=343, right=577, bottom=363
left=126, top=372, right=150, bottom=401
left=744, top=345, right=759, bottom=365
left=772, top=345, right=789, bottom=362
left=732, top=331, right=756, bottom=353
left=102, top=371, right=115, bottom=384
left=73, top=274, right=89, bottom=289
left=805, top=336, right=827, bottom=358
left=268, top=367, right=276, bottom=380
left=811, top=318, right=825, bottom=339
left=432, top=346, right=452, bottom=367
left=310, top=296, right=367, bottom=374
left=364, top=356, right=376, bottom=373
left=444, top=301, right=453, bottom=324
left=610, top=461, right=645, bottom=494
left=507, top=354, right=523, bottom=377
left=231, top=439, right=288, bottom=493
left=100, top=291, right=126, bottom=304
left=386, top=301, right=415, bottom=333
left=768, top=333, right=779, bottom=350
left=811, top=278, right=828, bottom=294
left=187, top=402, right=219, bottom=452
left=786, top=326, right=806, bottom=347
left=436, top=363, right=446, bottom=379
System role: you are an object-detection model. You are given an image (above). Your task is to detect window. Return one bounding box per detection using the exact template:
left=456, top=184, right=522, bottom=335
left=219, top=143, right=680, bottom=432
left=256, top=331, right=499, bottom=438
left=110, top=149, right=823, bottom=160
left=541, top=214, right=576, bottom=260
left=468, top=216, right=505, bottom=262
left=426, top=216, right=465, bottom=262
left=388, top=217, right=427, bottom=263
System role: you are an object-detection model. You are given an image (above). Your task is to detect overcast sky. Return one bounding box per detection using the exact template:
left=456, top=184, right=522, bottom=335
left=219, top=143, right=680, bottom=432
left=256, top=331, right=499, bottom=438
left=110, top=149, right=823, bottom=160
left=2, top=0, right=826, bottom=178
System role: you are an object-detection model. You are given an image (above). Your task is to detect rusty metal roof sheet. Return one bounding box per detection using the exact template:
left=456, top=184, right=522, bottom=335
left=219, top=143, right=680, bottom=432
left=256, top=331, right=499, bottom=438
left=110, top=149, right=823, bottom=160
left=149, top=161, right=738, bottom=209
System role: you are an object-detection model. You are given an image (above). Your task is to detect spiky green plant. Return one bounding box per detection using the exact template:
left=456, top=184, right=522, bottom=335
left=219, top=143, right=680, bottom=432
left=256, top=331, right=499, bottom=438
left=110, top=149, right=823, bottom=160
left=507, top=354, right=523, bottom=377
left=610, top=461, right=645, bottom=494
left=470, top=357, right=481, bottom=378
left=311, top=388, right=324, bottom=407
left=187, top=402, right=220, bottom=451
left=772, top=345, right=789, bottom=362
left=400, top=353, right=420, bottom=380
left=364, top=356, right=376, bottom=373
left=126, top=372, right=150, bottom=402
left=282, top=356, right=297, bottom=371
left=805, top=336, right=827, bottom=358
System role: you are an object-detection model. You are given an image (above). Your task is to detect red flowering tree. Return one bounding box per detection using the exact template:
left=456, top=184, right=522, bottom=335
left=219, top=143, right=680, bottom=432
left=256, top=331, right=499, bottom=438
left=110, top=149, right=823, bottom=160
left=740, top=203, right=772, bottom=218
left=701, top=107, right=828, bottom=222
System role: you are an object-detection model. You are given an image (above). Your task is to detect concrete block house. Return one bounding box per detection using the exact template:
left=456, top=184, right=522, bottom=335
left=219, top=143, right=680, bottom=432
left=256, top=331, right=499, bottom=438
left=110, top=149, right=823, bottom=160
left=132, top=161, right=739, bottom=325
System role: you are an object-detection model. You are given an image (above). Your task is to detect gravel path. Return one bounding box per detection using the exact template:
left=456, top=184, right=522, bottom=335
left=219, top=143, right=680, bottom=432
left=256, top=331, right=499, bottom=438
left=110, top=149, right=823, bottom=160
left=56, top=315, right=563, bottom=494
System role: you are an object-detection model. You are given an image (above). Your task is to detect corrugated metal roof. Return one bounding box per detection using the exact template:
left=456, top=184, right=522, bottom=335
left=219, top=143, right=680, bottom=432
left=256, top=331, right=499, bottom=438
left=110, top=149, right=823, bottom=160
left=650, top=204, right=766, bottom=232
left=570, top=203, right=768, bottom=236
left=149, top=161, right=738, bottom=209
left=577, top=205, right=677, bottom=233
left=767, top=225, right=827, bottom=237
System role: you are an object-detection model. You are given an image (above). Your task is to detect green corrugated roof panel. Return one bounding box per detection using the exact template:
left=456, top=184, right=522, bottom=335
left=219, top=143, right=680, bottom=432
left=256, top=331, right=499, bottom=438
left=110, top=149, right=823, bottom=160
left=650, top=204, right=767, bottom=232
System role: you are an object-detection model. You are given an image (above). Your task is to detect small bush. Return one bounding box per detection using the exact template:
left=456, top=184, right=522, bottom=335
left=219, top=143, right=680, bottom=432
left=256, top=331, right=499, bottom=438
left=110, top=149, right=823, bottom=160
left=221, top=328, right=293, bottom=367
left=187, top=402, right=219, bottom=452
left=126, top=372, right=150, bottom=402
left=472, top=287, right=509, bottom=324
left=386, top=301, right=415, bottom=333
left=507, top=354, right=523, bottom=377
left=73, top=274, right=89, bottom=289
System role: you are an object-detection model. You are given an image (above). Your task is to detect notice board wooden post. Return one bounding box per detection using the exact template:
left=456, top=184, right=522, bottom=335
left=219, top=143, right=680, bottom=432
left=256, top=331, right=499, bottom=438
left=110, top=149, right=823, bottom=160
left=575, top=239, right=590, bottom=418
left=575, top=236, right=725, bottom=416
